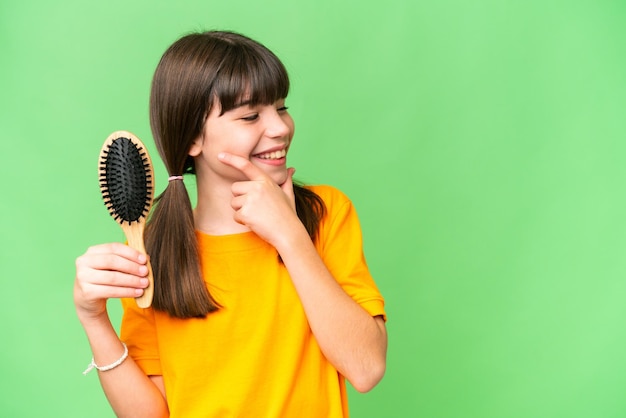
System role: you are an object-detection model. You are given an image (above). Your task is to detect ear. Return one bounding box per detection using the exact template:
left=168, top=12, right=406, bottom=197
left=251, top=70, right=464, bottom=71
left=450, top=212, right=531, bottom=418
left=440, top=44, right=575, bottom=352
left=188, top=135, right=203, bottom=157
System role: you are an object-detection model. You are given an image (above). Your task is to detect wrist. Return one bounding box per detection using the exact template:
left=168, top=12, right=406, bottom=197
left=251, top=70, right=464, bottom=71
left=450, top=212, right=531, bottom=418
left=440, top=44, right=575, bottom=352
left=76, top=308, right=111, bottom=329
left=83, top=342, right=129, bottom=375
left=273, top=221, right=314, bottom=257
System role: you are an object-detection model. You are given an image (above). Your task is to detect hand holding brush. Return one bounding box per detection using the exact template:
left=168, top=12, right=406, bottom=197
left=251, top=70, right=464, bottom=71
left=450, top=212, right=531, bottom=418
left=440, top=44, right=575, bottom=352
left=98, top=131, right=155, bottom=308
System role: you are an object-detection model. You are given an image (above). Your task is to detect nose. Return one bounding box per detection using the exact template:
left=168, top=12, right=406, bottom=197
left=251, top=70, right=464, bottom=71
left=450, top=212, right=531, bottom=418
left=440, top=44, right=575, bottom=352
left=265, top=109, right=292, bottom=139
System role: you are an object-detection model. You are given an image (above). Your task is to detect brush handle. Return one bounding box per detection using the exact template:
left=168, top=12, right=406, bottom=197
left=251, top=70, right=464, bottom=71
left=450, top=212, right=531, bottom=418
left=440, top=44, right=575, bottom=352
left=122, top=222, right=154, bottom=308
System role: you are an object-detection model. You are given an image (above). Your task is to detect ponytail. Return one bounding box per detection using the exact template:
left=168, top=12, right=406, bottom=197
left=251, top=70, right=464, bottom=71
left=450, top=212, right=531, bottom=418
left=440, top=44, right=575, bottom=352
left=145, top=180, right=220, bottom=318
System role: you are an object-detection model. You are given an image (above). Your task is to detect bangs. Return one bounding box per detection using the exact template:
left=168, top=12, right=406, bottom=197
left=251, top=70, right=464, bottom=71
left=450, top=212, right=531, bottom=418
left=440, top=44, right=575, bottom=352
left=211, top=43, right=290, bottom=114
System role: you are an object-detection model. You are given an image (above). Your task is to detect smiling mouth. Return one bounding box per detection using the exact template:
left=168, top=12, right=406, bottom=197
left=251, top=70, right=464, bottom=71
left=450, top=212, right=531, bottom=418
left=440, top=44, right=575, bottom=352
left=254, top=149, right=286, bottom=160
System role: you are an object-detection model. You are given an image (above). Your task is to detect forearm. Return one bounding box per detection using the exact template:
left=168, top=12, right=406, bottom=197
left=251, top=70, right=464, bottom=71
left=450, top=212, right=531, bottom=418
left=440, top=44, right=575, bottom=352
left=79, top=313, right=168, bottom=417
left=276, top=226, right=387, bottom=392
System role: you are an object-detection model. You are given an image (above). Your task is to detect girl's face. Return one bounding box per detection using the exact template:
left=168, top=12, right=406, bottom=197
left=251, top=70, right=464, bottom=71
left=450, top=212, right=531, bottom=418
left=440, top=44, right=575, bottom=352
left=189, top=98, right=295, bottom=186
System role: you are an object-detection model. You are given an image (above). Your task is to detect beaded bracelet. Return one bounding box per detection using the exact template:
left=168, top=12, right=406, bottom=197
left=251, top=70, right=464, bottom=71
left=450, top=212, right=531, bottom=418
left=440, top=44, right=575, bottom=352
left=83, top=343, right=128, bottom=375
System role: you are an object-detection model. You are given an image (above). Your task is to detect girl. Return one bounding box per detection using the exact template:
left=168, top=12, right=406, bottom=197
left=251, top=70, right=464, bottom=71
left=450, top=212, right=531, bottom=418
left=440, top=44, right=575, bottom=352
left=74, top=30, right=387, bottom=417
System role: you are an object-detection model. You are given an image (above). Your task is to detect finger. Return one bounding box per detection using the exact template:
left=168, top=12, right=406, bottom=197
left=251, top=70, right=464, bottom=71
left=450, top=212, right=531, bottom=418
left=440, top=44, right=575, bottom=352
left=281, top=167, right=296, bottom=209
left=218, top=152, right=268, bottom=181
left=230, top=179, right=259, bottom=197
left=75, top=265, right=149, bottom=303
left=280, top=167, right=296, bottom=192
left=85, top=243, right=147, bottom=264
left=77, top=252, right=149, bottom=278
left=232, top=211, right=247, bottom=226
left=84, top=268, right=150, bottom=288
left=78, top=280, right=147, bottom=300
left=230, top=193, right=247, bottom=209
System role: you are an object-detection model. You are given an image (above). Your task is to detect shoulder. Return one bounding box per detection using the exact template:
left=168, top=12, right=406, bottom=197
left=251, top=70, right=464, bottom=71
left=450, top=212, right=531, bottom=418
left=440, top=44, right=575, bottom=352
left=304, top=185, right=361, bottom=237
left=304, top=184, right=352, bottom=208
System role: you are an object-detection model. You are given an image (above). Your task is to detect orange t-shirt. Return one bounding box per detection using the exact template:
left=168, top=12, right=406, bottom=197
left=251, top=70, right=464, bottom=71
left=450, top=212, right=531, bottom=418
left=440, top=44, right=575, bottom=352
left=120, top=185, right=386, bottom=417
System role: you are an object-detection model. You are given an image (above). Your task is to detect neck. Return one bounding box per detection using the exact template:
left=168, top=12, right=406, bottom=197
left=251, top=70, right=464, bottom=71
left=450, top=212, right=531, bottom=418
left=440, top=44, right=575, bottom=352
left=193, top=175, right=251, bottom=236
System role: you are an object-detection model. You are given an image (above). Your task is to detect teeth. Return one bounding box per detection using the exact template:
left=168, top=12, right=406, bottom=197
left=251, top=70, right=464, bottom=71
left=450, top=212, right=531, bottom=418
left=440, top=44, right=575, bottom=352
left=257, top=149, right=286, bottom=160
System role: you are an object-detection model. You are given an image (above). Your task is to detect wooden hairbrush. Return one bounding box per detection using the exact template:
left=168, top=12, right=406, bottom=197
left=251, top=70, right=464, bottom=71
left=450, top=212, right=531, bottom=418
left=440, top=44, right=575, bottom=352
left=98, top=131, right=155, bottom=308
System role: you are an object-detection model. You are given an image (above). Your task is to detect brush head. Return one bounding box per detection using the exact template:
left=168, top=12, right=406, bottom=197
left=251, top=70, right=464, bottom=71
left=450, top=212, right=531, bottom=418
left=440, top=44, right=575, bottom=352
left=99, top=131, right=154, bottom=225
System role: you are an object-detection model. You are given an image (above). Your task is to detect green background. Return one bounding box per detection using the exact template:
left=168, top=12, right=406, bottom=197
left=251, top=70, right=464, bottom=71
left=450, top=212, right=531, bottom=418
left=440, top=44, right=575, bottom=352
left=1, top=0, right=625, bottom=417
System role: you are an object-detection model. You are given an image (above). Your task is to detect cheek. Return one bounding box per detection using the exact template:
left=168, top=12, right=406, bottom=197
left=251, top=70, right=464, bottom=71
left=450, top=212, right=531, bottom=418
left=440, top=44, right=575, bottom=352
left=207, top=138, right=253, bottom=161
left=286, top=117, right=295, bottom=139
left=221, top=132, right=259, bottom=156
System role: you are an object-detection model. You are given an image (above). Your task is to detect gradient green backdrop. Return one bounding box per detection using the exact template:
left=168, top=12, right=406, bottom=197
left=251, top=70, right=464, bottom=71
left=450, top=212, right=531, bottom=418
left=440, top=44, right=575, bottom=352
left=2, top=1, right=626, bottom=417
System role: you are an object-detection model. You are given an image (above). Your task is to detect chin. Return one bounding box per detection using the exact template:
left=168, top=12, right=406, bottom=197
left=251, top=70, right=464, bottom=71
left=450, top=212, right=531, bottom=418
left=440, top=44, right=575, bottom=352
left=266, top=169, right=288, bottom=186
left=274, top=174, right=289, bottom=186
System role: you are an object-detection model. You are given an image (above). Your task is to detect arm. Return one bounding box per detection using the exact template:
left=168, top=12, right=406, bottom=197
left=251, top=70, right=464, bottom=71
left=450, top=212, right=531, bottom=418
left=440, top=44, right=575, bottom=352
left=74, top=244, right=169, bottom=417
left=276, top=225, right=387, bottom=392
left=219, top=153, right=387, bottom=392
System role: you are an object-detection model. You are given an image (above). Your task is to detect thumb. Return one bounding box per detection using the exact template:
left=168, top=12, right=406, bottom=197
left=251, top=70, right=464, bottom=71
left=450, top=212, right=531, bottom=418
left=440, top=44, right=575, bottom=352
left=281, top=167, right=296, bottom=209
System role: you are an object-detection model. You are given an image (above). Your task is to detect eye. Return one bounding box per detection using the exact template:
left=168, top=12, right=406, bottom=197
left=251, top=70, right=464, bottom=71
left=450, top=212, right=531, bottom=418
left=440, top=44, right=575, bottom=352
left=277, top=106, right=289, bottom=112
left=240, top=113, right=259, bottom=122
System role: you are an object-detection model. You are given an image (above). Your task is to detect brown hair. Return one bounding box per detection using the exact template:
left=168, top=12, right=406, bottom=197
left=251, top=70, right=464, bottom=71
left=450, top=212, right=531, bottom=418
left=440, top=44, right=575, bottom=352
left=145, top=31, right=325, bottom=318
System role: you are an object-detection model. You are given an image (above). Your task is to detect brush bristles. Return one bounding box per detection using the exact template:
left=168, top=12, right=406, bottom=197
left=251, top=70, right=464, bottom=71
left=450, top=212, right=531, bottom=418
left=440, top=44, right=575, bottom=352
left=99, top=136, right=153, bottom=225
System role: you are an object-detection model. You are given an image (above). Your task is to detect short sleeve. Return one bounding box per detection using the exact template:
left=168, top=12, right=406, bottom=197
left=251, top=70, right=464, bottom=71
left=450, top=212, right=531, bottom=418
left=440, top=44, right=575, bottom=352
left=313, top=186, right=387, bottom=321
left=120, top=298, right=163, bottom=375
